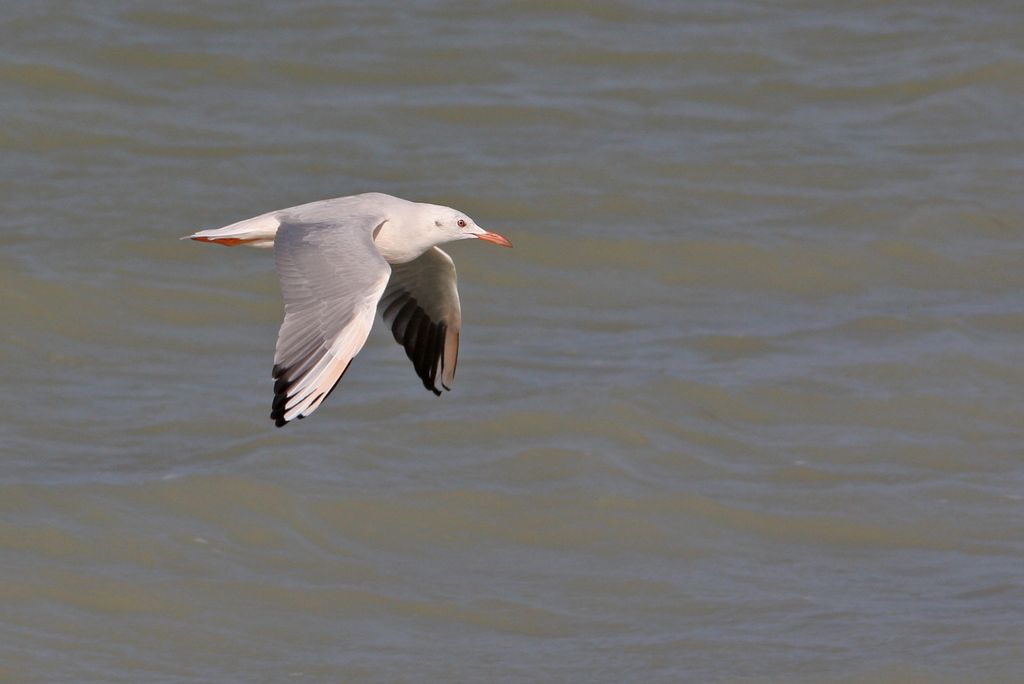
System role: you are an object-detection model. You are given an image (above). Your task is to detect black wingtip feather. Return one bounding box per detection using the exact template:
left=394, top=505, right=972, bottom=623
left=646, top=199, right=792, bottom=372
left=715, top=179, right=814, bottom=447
left=404, top=309, right=424, bottom=365
left=268, top=359, right=355, bottom=428
left=415, top=320, right=435, bottom=390
left=392, top=299, right=419, bottom=345
left=428, top=323, right=443, bottom=389
left=384, top=289, right=456, bottom=398
left=270, top=364, right=292, bottom=428
left=271, top=394, right=286, bottom=413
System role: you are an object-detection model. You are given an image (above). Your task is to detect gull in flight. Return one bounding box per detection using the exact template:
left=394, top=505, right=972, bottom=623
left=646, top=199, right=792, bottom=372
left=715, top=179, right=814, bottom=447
left=186, top=192, right=512, bottom=427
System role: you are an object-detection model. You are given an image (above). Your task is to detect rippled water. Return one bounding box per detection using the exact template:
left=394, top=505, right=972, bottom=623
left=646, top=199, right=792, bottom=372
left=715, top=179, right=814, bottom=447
left=3, top=2, right=1024, bottom=682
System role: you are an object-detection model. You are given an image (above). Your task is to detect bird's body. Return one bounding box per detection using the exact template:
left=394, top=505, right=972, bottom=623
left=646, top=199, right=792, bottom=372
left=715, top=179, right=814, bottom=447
left=186, top=193, right=512, bottom=427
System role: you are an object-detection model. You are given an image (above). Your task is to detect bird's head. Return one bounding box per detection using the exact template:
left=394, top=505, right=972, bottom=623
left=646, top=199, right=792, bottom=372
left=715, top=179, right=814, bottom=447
left=423, top=204, right=513, bottom=248
left=374, top=198, right=513, bottom=263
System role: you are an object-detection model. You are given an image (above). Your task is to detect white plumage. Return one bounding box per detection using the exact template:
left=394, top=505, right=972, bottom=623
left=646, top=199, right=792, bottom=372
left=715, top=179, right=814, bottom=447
left=186, top=192, right=512, bottom=427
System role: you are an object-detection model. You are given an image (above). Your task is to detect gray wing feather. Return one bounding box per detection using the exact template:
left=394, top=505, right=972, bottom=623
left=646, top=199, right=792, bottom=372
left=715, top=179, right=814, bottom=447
left=271, top=219, right=391, bottom=427
left=378, top=246, right=461, bottom=395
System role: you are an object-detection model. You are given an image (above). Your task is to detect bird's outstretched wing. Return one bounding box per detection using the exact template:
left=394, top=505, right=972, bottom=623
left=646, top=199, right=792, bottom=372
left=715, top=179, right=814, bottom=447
left=378, top=247, right=462, bottom=395
left=271, top=219, right=391, bottom=427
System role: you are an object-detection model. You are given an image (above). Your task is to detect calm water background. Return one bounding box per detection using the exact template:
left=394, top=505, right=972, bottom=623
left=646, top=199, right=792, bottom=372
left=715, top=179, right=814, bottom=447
left=3, top=2, right=1023, bottom=682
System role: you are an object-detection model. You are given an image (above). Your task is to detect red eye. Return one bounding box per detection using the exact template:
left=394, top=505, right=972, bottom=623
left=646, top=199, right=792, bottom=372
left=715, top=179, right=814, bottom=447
left=457, top=219, right=466, bottom=227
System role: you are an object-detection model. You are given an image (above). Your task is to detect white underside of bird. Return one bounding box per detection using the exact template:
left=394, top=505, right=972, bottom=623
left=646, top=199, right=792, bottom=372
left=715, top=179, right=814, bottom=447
left=185, top=192, right=512, bottom=427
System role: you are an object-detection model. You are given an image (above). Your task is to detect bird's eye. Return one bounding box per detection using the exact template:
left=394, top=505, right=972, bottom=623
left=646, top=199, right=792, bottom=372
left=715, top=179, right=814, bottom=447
left=457, top=219, right=467, bottom=228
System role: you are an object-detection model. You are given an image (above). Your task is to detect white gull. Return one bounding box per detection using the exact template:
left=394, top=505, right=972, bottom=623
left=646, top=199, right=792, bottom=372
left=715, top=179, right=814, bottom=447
left=186, top=192, right=512, bottom=427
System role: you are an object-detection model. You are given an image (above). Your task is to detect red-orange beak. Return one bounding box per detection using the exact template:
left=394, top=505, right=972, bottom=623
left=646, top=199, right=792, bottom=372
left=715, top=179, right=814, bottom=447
left=474, top=230, right=513, bottom=248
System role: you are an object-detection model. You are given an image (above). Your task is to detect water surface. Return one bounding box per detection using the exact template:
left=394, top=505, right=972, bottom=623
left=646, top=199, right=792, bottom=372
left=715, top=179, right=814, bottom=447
left=2, top=2, right=1023, bottom=682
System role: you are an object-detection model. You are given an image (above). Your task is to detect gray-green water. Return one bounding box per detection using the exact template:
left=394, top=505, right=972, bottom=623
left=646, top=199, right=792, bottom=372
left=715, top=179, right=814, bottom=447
left=3, top=2, right=1024, bottom=682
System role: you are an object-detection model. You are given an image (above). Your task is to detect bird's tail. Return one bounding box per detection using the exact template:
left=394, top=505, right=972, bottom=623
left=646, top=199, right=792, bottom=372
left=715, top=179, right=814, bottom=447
left=182, top=211, right=281, bottom=248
